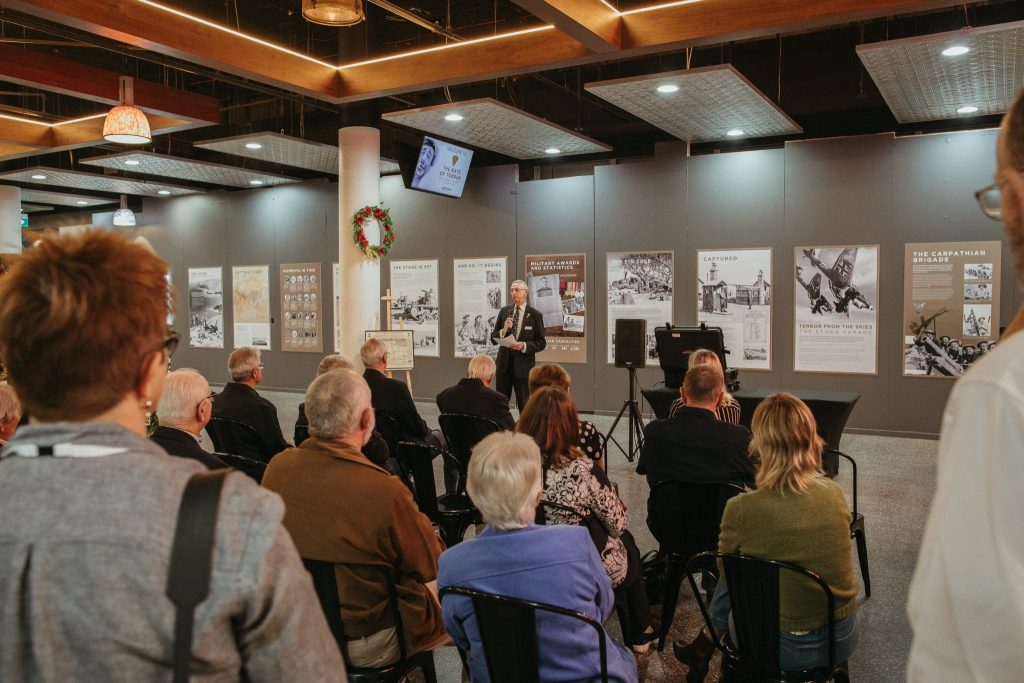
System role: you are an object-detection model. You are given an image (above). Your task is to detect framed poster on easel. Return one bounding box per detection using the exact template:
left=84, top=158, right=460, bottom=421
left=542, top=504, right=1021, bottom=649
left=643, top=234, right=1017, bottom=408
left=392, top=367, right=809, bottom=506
left=364, top=330, right=415, bottom=371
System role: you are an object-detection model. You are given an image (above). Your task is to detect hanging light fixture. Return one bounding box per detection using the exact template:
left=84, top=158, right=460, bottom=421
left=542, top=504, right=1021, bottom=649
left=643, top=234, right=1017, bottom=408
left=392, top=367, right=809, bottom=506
left=103, top=77, right=152, bottom=145
left=112, top=195, right=136, bottom=227
left=302, top=0, right=364, bottom=26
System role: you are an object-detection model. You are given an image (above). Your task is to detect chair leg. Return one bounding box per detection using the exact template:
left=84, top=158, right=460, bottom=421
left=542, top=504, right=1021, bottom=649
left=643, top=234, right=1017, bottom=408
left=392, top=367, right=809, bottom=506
left=613, top=590, right=633, bottom=647
left=419, top=653, right=438, bottom=683
left=656, top=557, right=686, bottom=651
left=853, top=527, right=870, bottom=599
left=437, top=515, right=473, bottom=548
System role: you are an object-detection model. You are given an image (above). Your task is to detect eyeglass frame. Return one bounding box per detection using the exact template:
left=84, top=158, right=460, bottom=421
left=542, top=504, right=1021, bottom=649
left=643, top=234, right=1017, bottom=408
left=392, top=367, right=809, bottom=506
left=975, top=180, right=1005, bottom=221
left=196, top=392, right=216, bottom=411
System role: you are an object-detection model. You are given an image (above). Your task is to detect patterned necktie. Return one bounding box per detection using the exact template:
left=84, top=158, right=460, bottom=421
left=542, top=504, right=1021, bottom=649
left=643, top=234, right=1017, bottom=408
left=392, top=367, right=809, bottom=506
left=510, top=306, right=521, bottom=339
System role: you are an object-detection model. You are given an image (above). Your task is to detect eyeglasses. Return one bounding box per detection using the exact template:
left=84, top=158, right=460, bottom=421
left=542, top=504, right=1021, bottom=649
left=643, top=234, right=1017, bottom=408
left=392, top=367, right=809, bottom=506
left=196, top=392, right=215, bottom=410
left=975, top=181, right=1003, bottom=221
left=160, top=330, right=180, bottom=361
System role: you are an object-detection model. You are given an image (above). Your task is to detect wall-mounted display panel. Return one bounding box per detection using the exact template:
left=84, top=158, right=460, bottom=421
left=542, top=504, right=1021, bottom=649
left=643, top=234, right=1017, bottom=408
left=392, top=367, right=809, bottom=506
left=526, top=253, right=587, bottom=364
left=390, top=259, right=440, bottom=357
left=280, top=263, right=323, bottom=353
left=232, top=265, right=271, bottom=350
left=188, top=267, right=224, bottom=349
left=454, top=257, right=506, bottom=359
left=696, top=248, right=772, bottom=370
left=606, top=251, right=673, bottom=364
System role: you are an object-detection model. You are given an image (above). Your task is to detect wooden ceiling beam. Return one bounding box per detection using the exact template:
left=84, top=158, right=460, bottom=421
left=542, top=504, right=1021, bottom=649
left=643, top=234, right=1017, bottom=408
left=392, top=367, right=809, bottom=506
left=0, top=114, right=202, bottom=161
left=5, top=0, right=340, bottom=101
left=511, top=0, right=621, bottom=53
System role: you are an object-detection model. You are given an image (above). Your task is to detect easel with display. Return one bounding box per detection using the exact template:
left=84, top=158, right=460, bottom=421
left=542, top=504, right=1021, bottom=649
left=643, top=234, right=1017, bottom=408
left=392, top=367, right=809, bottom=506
left=380, top=288, right=413, bottom=393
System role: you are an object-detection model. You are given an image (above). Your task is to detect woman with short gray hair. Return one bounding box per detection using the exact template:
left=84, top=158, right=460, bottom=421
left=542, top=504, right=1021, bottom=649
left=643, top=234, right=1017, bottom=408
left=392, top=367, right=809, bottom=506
left=438, top=431, right=639, bottom=683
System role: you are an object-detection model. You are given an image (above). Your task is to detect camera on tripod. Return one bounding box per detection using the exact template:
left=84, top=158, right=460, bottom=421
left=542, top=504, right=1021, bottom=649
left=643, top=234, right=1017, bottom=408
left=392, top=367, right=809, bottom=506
left=653, top=323, right=740, bottom=392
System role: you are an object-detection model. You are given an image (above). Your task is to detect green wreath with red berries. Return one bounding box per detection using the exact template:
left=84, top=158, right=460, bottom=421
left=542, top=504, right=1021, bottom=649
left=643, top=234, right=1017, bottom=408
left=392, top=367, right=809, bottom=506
left=351, top=204, right=395, bottom=259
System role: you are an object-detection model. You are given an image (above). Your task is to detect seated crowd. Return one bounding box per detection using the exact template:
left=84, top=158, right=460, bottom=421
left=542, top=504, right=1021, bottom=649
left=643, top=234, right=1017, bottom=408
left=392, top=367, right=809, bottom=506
left=0, top=230, right=859, bottom=682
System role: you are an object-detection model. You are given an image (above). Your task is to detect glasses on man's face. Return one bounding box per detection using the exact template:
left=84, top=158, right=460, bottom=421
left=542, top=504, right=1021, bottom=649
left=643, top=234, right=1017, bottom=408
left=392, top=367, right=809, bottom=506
left=975, top=181, right=1003, bottom=221
left=196, top=392, right=215, bottom=410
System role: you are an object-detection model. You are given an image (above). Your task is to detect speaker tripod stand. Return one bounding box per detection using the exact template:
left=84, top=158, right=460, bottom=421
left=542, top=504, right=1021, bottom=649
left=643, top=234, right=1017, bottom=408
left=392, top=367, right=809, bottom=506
left=605, top=366, right=645, bottom=462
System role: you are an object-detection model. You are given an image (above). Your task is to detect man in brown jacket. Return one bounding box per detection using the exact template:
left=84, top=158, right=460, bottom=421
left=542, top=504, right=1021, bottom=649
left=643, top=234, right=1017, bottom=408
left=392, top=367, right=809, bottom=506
left=262, top=369, right=447, bottom=668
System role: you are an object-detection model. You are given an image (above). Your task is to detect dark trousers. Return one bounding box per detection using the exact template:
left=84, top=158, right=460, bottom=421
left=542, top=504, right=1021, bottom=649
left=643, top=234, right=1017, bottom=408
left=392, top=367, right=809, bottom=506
left=618, top=529, right=653, bottom=641
left=496, top=365, right=530, bottom=411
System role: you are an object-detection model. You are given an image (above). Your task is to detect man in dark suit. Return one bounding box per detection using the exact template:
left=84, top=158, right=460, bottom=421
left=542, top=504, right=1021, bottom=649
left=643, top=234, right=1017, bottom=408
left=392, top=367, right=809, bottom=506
left=436, top=354, right=515, bottom=430
left=637, top=364, right=756, bottom=488
left=151, top=369, right=226, bottom=469
left=490, top=279, right=547, bottom=410
left=211, top=346, right=290, bottom=462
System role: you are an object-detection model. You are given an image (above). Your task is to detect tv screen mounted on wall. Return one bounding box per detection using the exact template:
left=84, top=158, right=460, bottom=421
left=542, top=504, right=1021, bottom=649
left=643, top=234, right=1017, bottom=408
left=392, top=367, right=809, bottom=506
left=407, top=135, right=474, bottom=198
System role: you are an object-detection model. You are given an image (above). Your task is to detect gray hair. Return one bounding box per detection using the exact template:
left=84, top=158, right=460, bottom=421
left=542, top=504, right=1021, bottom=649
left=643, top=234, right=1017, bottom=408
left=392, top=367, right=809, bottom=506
left=0, top=383, right=21, bottom=424
left=228, top=347, right=261, bottom=382
left=360, top=338, right=387, bottom=368
left=156, top=369, right=210, bottom=425
left=511, top=279, right=527, bottom=291
left=317, top=354, right=354, bottom=376
left=466, top=432, right=542, bottom=531
left=467, top=354, right=496, bottom=382
left=306, top=369, right=372, bottom=440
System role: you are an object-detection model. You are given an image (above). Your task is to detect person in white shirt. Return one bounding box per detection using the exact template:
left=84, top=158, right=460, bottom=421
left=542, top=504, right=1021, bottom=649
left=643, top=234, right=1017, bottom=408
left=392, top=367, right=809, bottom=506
left=907, top=87, right=1024, bottom=681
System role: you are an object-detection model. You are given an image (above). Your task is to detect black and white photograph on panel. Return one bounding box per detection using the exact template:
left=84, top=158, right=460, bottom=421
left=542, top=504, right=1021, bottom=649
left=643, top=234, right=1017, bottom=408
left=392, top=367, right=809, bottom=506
left=696, top=248, right=772, bottom=370
left=389, top=259, right=440, bottom=357
left=453, top=257, right=506, bottom=359
left=188, top=267, right=224, bottom=349
left=606, top=251, right=673, bottom=363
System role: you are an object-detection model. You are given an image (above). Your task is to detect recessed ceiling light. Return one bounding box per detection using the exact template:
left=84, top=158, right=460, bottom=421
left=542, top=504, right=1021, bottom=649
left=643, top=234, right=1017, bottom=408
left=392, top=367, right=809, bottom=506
left=158, top=190, right=171, bottom=195
left=941, top=45, right=970, bottom=57
left=656, top=84, right=679, bottom=93
left=444, top=113, right=464, bottom=122
left=124, top=159, right=140, bottom=166
left=726, top=129, right=745, bottom=137
left=245, top=142, right=263, bottom=149
left=544, top=147, right=561, bottom=154
left=31, top=174, right=47, bottom=180
left=76, top=200, right=89, bottom=205
left=249, top=179, right=264, bottom=185
left=957, top=105, right=979, bottom=114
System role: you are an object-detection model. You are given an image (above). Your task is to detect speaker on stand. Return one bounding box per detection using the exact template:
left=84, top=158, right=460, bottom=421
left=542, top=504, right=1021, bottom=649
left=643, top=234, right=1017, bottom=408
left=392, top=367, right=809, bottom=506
left=606, top=319, right=646, bottom=462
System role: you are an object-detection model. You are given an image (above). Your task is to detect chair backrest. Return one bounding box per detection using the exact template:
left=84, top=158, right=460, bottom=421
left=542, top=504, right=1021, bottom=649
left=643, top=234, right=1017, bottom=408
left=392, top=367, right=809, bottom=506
left=395, top=440, right=442, bottom=518
left=214, top=451, right=267, bottom=483
left=301, top=558, right=409, bottom=670
left=206, top=416, right=268, bottom=463
left=374, top=410, right=404, bottom=456
left=647, top=481, right=744, bottom=558
left=438, top=413, right=502, bottom=470
left=686, top=551, right=837, bottom=679
left=824, top=448, right=858, bottom=517
left=439, top=586, right=609, bottom=683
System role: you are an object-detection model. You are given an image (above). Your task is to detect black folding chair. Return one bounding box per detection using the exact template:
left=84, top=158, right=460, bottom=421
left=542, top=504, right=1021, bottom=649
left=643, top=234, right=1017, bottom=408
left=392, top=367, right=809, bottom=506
left=206, top=416, right=270, bottom=463
left=213, top=451, right=267, bottom=483
left=394, top=440, right=442, bottom=520
left=432, top=414, right=503, bottom=547
left=686, top=552, right=850, bottom=683
left=374, top=411, right=404, bottom=457
left=437, top=413, right=503, bottom=469
left=826, top=448, right=870, bottom=599
left=302, top=558, right=438, bottom=683
left=439, top=585, right=610, bottom=683
left=646, top=480, right=744, bottom=650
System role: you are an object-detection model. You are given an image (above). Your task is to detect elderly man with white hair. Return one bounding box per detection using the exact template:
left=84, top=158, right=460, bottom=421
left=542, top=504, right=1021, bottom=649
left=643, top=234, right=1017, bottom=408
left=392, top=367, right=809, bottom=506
left=262, top=370, right=447, bottom=668
left=436, top=354, right=515, bottom=430
left=211, top=346, right=290, bottom=462
left=151, top=369, right=226, bottom=469
left=438, top=431, right=638, bottom=683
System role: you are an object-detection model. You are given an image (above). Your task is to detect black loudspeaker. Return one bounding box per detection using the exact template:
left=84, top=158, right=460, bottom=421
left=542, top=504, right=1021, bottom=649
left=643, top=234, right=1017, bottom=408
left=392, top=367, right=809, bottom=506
left=614, top=318, right=646, bottom=369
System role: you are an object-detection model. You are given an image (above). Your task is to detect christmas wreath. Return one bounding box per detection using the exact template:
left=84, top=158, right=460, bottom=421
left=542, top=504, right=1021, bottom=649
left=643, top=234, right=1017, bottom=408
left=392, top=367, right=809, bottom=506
left=351, top=205, right=395, bottom=259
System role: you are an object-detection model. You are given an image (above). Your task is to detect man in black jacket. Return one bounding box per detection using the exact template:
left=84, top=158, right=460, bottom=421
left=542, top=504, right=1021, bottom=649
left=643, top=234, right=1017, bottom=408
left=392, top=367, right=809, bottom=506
left=211, top=347, right=290, bottom=462
left=490, top=279, right=547, bottom=410
left=436, top=354, right=515, bottom=430
left=151, top=369, right=226, bottom=469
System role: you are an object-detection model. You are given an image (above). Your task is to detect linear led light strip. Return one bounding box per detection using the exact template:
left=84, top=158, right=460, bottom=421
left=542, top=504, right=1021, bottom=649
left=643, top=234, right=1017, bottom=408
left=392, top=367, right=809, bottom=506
left=0, top=112, right=107, bottom=127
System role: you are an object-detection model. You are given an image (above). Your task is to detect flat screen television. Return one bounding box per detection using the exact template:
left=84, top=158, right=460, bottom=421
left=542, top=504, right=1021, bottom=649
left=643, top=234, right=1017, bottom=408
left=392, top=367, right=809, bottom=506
left=401, top=135, right=473, bottom=198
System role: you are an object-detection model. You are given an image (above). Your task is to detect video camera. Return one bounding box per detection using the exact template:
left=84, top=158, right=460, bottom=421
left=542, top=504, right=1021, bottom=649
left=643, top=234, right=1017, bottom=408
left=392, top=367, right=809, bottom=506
left=654, top=323, right=740, bottom=392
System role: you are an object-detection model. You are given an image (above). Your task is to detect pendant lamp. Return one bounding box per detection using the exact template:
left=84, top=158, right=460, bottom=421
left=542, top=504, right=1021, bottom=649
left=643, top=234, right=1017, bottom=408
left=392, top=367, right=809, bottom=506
left=302, top=0, right=364, bottom=26
left=103, top=77, right=152, bottom=145
left=112, top=195, right=136, bottom=227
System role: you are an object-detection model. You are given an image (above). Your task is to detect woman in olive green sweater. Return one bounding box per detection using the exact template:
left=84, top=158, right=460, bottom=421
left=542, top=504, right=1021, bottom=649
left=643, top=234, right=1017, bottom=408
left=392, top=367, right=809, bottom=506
left=679, top=392, right=858, bottom=677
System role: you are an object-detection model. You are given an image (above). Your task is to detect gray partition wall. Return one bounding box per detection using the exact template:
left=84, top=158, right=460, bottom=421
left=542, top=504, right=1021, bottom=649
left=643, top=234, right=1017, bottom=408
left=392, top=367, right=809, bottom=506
left=146, top=127, right=1009, bottom=437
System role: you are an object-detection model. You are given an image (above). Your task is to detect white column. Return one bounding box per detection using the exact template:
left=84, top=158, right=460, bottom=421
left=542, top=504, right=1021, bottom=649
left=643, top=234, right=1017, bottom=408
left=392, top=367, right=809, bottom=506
left=0, top=185, right=22, bottom=254
left=338, top=126, right=381, bottom=369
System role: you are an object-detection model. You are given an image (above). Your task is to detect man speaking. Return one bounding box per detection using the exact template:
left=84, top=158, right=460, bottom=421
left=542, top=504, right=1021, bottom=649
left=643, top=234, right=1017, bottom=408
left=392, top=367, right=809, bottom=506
left=491, top=279, right=546, bottom=410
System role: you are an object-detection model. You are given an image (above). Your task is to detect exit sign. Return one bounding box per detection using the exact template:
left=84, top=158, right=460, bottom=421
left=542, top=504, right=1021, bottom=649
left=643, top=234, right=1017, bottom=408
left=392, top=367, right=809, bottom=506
left=20, top=215, right=28, bottom=228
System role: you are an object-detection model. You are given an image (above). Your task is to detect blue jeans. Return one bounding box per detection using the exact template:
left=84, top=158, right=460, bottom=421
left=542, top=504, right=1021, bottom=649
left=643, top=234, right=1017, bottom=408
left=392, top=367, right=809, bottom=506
left=708, top=581, right=858, bottom=670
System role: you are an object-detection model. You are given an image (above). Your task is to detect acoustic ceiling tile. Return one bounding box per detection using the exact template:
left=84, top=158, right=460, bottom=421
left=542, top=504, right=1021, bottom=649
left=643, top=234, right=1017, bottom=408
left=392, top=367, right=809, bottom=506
left=0, top=168, right=201, bottom=197
left=81, top=151, right=297, bottom=188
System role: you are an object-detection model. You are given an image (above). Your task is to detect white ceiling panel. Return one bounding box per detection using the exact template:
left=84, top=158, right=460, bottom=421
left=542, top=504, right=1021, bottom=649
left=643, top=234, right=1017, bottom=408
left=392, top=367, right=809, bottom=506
left=381, top=97, right=612, bottom=159
left=81, top=151, right=297, bottom=188
left=857, top=20, right=1024, bottom=123
left=0, top=168, right=200, bottom=197
left=20, top=189, right=116, bottom=207
left=194, top=132, right=402, bottom=176
left=585, top=64, right=801, bottom=143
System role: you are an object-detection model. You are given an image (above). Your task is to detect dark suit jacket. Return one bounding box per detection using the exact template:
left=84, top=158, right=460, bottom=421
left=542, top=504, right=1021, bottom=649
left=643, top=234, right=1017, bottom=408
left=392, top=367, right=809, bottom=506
left=363, top=368, right=430, bottom=442
left=294, top=401, right=392, bottom=466
left=151, top=425, right=227, bottom=470
left=490, top=304, right=547, bottom=379
left=637, top=406, right=756, bottom=488
left=210, top=382, right=290, bottom=461
left=436, top=378, right=515, bottom=430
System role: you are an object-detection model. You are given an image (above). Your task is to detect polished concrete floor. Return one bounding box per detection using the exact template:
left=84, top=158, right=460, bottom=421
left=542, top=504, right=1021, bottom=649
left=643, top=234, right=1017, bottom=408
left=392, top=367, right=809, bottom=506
left=245, top=389, right=937, bottom=683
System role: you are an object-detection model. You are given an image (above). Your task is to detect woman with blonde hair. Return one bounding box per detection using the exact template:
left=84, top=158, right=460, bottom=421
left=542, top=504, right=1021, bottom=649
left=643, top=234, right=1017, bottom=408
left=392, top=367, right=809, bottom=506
left=675, top=392, right=858, bottom=679
left=668, top=348, right=741, bottom=424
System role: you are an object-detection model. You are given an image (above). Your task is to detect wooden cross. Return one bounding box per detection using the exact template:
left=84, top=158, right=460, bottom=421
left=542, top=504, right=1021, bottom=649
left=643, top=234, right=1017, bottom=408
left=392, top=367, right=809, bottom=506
left=378, top=288, right=413, bottom=392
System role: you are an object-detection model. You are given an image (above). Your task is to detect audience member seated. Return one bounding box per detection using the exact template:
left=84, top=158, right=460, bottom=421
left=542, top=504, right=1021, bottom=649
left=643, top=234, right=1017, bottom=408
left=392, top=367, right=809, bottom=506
left=528, top=363, right=605, bottom=468
left=668, top=348, right=741, bottom=424
left=638, top=365, right=756, bottom=488
left=361, top=338, right=443, bottom=447
left=0, top=231, right=342, bottom=680
left=436, top=354, right=515, bottom=430
left=437, top=431, right=639, bottom=683
left=211, top=346, right=290, bottom=461
left=151, top=368, right=226, bottom=469
left=262, top=369, right=447, bottom=668
left=676, top=392, right=858, bottom=679
left=294, top=353, right=391, bottom=466
left=517, top=387, right=655, bottom=652
left=0, top=383, right=21, bottom=447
